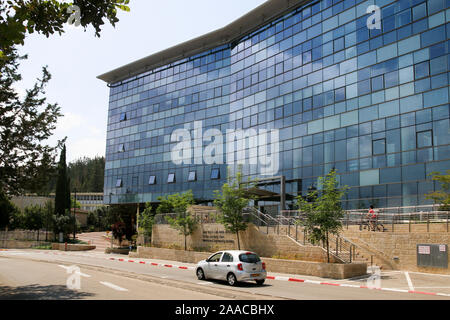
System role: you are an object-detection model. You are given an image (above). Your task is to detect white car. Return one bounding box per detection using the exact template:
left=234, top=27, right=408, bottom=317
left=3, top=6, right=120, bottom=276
left=196, top=250, right=267, bottom=286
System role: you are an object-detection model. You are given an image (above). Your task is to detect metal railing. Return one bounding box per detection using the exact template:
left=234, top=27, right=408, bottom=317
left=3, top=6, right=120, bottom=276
left=281, top=204, right=450, bottom=233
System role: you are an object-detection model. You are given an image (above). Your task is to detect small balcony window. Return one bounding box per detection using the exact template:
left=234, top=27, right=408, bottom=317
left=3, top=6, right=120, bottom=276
left=118, top=144, right=125, bottom=152
left=115, top=179, right=122, bottom=188
left=188, top=171, right=197, bottom=182
left=119, top=113, right=127, bottom=121
left=148, top=175, right=156, bottom=185
left=167, top=173, right=176, bottom=183
left=211, top=168, right=220, bottom=180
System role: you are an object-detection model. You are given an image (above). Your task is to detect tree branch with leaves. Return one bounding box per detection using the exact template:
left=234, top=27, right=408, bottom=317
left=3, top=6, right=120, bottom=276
left=296, top=169, right=348, bottom=262
left=158, top=190, right=196, bottom=251
left=213, top=168, right=256, bottom=250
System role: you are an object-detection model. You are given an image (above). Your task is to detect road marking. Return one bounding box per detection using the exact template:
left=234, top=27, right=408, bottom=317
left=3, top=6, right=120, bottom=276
left=404, top=272, right=415, bottom=291
left=100, top=281, right=128, bottom=292
left=57, top=265, right=91, bottom=277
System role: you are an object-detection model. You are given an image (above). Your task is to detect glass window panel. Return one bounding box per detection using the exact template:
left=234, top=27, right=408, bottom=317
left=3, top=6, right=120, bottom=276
left=211, top=168, right=220, bottom=180
left=360, top=169, right=379, bottom=186
left=188, top=171, right=197, bottom=182
left=373, top=139, right=386, bottom=155
left=401, top=126, right=416, bottom=151
left=417, top=130, right=433, bottom=148
left=402, top=163, right=425, bottom=181
left=417, top=148, right=434, bottom=162
left=168, top=173, right=176, bottom=183
left=433, top=119, right=450, bottom=146
left=414, top=61, right=429, bottom=79
left=148, top=175, right=156, bottom=185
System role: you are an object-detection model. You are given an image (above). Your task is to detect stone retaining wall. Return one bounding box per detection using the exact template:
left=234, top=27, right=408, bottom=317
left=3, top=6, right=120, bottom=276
left=131, top=246, right=366, bottom=279
left=0, top=240, right=48, bottom=249
left=152, top=223, right=333, bottom=262
left=342, top=230, right=450, bottom=274
left=51, top=243, right=96, bottom=251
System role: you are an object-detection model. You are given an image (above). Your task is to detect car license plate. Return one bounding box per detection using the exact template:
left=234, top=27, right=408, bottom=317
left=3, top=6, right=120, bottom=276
left=251, top=273, right=259, bottom=277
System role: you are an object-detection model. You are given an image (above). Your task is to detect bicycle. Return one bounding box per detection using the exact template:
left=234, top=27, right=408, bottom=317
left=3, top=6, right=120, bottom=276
left=362, top=217, right=386, bottom=232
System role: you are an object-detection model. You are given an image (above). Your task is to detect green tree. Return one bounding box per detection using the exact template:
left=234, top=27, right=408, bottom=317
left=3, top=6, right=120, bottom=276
left=1, top=0, right=129, bottom=195
left=9, top=209, right=26, bottom=230
left=67, top=156, right=105, bottom=192
left=138, top=203, right=155, bottom=244
left=23, top=205, right=44, bottom=239
left=426, top=170, right=450, bottom=211
left=43, top=200, right=54, bottom=240
left=295, top=169, right=348, bottom=263
left=158, top=190, right=196, bottom=251
left=0, top=189, right=19, bottom=229
left=87, top=211, right=99, bottom=231
left=54, top=144, right=70, bottom=215
left=94, top=206, right=111, bottom=231
left=0, top=0, right=131, bottom=56
left=111, top=221, right=126, bottom=246
left=0, top=48, right=63, bottom=196
left=213, top=170, right=255, bottom=250
left=52, top=212, right=74, bottom=241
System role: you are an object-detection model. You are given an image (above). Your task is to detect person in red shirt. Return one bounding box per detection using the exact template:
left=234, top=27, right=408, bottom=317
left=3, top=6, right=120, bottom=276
left=367, top=205, right=377, bottom=231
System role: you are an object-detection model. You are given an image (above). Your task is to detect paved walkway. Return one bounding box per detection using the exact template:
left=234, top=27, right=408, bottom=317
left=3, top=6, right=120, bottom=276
left=77, top=232, right=111, bottom=252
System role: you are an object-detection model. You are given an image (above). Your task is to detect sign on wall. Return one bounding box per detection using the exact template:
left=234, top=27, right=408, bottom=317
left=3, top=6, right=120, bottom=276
left=417, top=244, right=448, bottom=269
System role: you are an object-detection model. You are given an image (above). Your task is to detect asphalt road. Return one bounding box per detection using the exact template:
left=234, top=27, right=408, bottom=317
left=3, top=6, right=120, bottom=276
left=0, top=249, right=449, bottom=300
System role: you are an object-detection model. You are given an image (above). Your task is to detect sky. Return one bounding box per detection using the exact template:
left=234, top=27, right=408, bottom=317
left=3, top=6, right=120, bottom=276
left=15, top=0, right=267, bottom=163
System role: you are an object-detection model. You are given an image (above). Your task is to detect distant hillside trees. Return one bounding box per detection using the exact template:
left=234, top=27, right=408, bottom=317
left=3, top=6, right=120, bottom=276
left=68, top=156, right=105, bottom=193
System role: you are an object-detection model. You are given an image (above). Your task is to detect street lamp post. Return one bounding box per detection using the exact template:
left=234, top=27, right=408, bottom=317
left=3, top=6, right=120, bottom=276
left=109, top=192, right=113, bottom=249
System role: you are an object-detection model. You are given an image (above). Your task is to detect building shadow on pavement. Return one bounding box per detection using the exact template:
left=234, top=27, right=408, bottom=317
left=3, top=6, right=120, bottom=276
left=0, top=284, right=94, bottom=300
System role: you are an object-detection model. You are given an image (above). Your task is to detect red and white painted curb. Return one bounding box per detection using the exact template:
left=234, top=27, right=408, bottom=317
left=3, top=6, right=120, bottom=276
left=2, top=250, right=449, bottom=298
left=108, top=257, right=196, bottom=270
left=106, top=256, right=450, bottom=298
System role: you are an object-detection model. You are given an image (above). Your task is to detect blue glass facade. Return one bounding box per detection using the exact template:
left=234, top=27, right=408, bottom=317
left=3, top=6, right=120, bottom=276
left=103, top=0, right=450, bottom=209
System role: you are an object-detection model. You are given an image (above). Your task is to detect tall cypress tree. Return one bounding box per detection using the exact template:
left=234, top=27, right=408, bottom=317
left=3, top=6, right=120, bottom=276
left=54, top=145, right=69, bottom=216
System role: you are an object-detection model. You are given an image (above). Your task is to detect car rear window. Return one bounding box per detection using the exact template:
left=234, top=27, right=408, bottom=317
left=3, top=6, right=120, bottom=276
left=239, top=253, right=260, bottom=263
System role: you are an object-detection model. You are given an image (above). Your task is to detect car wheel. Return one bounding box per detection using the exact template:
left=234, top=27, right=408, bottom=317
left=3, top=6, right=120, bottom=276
left=255, top=279, right=265, bottom=285
left=196, top=268, right=205, bottom=280
left=227, top=273, right=238, bottom=286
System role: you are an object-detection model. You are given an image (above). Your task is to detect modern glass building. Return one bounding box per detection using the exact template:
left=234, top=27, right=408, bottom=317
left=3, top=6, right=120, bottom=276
left=98, top=0, right=450, bottom=210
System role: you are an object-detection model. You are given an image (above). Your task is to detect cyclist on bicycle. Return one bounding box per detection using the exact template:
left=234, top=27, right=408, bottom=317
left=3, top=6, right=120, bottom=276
left=367, top=205, right=377, bottom=231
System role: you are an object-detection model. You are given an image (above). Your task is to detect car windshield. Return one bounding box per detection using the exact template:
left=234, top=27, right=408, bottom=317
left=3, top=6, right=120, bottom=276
left=239, top=253, right=260, bottom=263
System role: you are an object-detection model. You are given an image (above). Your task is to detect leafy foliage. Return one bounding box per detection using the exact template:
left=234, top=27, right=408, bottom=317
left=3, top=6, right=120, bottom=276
left=108, top=204, right=136, bottom=241
left=426, top=170, right=450, bottom=211
left=23, top=204, right=44, bottom=231
left=213, top=169, right=255, bottom=250
left=52, top=211, right=75, bottom=241
left=0, top=0, right=131, bottom=53
left=138, top=203, right=155, bottom=237
left=111, top=221, right=126, bottom=246
left=157, top=190, right=196, bottom=251
left=296, top=169, right=348, bottom=262
left=0, top=48, right=62, bottom=196
left=0, top=189, right=20, bottom=229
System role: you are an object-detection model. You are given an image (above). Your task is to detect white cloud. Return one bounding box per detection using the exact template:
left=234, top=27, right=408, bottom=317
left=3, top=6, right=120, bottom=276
left=68, top=137, right=106, bottom=162
left=55, top=112, right=84, bottom=133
